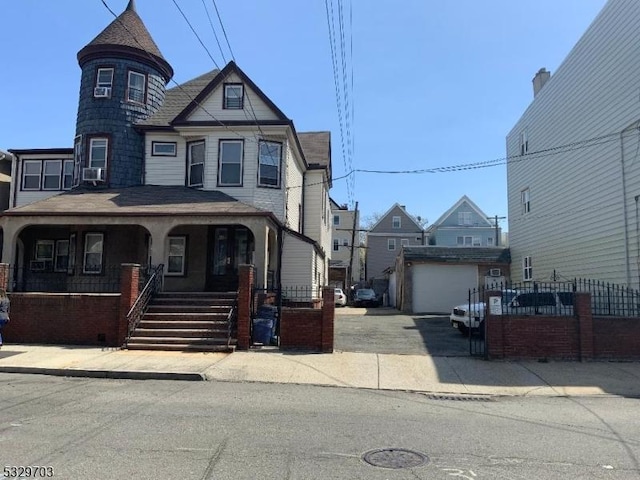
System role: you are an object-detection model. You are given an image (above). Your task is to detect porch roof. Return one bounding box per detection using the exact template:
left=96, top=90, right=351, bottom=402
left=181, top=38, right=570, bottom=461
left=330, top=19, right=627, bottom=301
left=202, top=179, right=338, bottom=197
left=3, top=185, right=275, bottom=218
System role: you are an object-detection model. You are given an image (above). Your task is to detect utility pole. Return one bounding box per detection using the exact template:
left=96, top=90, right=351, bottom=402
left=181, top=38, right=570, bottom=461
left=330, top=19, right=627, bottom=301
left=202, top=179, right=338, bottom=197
left=348, top=201, right=359, bottom=292
left=488, top=215, right=506, bottom=246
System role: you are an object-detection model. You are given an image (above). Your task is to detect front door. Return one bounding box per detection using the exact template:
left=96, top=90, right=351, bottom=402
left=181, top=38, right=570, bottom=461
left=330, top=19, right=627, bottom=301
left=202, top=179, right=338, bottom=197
left=206, top=226, right=251, bottom=291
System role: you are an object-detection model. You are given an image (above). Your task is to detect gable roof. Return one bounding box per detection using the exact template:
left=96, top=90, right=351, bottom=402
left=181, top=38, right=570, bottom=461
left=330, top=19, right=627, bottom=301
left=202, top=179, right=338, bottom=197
left=369, top=203, right=423, bottom=232
left=429, top=195, right=492, bottom=229
left=77, top=0, right=173, bottom=81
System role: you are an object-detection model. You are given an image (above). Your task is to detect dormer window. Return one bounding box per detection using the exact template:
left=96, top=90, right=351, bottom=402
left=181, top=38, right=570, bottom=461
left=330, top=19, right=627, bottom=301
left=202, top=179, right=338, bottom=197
left=223, top=83, right=243, bottom=109
left=127, top=70, right=146, bottom=104
left=94, top=68, right=113, bottom=98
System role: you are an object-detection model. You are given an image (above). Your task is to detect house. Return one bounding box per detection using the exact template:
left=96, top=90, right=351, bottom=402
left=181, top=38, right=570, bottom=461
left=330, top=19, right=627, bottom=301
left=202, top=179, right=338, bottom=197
left=394, top=246, right=511, bottom=314
left=365, top=203, right=425, bottom=281
left=328, top=198, right=360, bottom=289
left=0, top=1, right=333, bottom=351
left=427, top=195, right=500, bottom=247
left=0, top=150, right=12, bottom=213
left=506, top=0, right=640, bottom=288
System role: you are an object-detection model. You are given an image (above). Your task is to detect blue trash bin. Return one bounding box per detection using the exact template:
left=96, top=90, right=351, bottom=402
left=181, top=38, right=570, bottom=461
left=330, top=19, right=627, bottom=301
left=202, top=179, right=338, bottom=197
left=252, top=317, right=274, bottom=344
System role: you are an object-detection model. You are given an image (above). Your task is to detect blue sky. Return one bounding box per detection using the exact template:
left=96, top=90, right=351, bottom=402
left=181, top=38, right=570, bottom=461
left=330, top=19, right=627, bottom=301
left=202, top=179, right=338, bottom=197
left=0, top=0, right=607, bottom=230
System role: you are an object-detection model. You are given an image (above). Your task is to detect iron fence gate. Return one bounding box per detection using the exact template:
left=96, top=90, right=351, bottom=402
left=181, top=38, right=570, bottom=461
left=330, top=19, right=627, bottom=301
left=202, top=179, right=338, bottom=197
left=468, top=288, right=486, bottom=358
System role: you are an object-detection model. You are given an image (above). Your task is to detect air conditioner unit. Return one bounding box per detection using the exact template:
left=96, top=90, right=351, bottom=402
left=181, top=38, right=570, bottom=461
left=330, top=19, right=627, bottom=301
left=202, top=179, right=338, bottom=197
left=489, top=268, right=502, bottom=277
left=30, top=260, right=46, bottom=272
left=83, top=167, right=105, bottom=182
left=93, top=86, right=111, bottom=98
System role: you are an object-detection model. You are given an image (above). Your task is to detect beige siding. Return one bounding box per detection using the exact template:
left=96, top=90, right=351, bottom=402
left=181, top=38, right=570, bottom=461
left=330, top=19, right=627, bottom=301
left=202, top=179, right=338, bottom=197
left=507, top=0, right=639, bottom=286
left=281, top=233, right=314, bottom=287
left=284, top=142, right=304, bottom=231
left=188, top=72, right=280, bottom=122
left=145, top=133, right=185, bottom=185
left=330, top=207, right=359, bottom=282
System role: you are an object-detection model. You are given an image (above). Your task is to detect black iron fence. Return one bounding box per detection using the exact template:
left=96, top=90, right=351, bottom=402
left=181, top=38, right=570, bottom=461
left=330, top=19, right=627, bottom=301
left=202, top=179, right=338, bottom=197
left=125, top=264, right=164, bottom=344
left=469, top=279, right=640, bottom=318
left=10, top=265, right=122, bottom=293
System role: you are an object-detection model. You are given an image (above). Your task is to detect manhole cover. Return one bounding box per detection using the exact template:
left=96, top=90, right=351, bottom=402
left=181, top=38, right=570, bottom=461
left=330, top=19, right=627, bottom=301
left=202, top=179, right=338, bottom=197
left=362, top=448, right=429, bottom=469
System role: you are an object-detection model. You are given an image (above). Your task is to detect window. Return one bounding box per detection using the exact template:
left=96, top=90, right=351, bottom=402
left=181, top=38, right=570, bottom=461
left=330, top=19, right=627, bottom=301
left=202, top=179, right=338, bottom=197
left=152, top=142, right=177, bottom=156
left=62, top=160, right=74, bottom=190
left=523, top=256, right=533, bottom=281
left=35, top=240, right=54, bottom=269
left=487, top=237, right=494, bottom=246
left=89, top=138, right=108, bottom=169
left=520, top=130, right=529, bottom=155
left=258, top=140, right=282, bottom=187
left=223, top=83, right=243, bottom=109
left=127, top=71, right=146, bottom=104
left=343, top=239, right=349, bottom=246
left=401, top=238, right=409, bottom=247
left=388, top=238, right=396, bottom=251
left=167, top=236, right=186, bottom=275
left=22, top=161, right=42, bottom=190
left=473, top=236, right=481, bottom=246
left=43, top=160, right=62, bottom=190
left=94, top=68, right=113, bottom=97
left=83, top=233, right=104, bottom=274
left=68, top=233, right=77, bottom=274
left=457, top=236, right=473, bottom=246
left=218, top=140, right=243, bottom=186
left=333, top=215, right=340, bottom=226
left=458, top=211, right=472, bottom=225
left=521, top=188, right=530, bottom=214
left=392, top=216, right=401, bottom=229
left=54, top=239, right=70, bottom=272
left=73, top=135, right=82, bottom=187
left=333, top=239, right=340, bottom=252
left=187, top=141, right=205, bottom=187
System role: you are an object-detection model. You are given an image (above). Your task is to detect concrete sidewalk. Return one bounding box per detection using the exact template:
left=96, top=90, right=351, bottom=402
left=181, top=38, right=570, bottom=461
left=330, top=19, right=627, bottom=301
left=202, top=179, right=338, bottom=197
left=0, top=344, right=639, bottom=397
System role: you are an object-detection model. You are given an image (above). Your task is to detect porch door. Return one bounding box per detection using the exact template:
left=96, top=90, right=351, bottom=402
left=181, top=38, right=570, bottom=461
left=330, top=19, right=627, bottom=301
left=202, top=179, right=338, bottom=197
left=206, top=227, right=250, bottom=292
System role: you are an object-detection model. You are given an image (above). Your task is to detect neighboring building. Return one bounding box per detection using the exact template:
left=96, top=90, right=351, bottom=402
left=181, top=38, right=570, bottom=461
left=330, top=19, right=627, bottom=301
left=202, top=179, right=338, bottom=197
left=427, top=195, right=500, bottom=247
left=366, top=203, right=425, bottom=281
left=507, top=0, right=640, bottom=287
left=394, top=246, right=511, bottom=314
left=1, top=0, right=331, bottom=294
left=329, top=198, right=360, bottom=289
left=0, top=150, right=12, bottom=212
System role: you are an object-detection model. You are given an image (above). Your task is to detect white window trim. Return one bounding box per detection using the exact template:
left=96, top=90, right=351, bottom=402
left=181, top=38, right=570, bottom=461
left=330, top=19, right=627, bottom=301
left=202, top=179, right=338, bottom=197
left=42, top=159, right=62, bottom=191
left=187, top=140, right=205, bottom=187
left=62, top=159, right=74, bottom=190
left=35, top=240, right=54, bottom=262
left=487, top=237, right=494, bottom=246
left=401, top=238, right=409, bottom=247
left=257, top=140, right=282, bottom=188
left=333, top=215, right=340, bottom=226
left=73, top=135, right=82, bottom=187
left=54, top=239, right=70, bottom=273
left=223, top=84, right=244, bottom=109
left=218, top=140, right=244, bottom=187
left=83, top=233, right=104, bottom=275
left=96, top=68, right=114, bottom=88
left=522, top=188, right=530, bottom=214
left=333, top=239, right=339, bottom=252
left=89, top=138, right=108, bottom=169
left=472, top=236, right=481, bottom=246
left=127, top=70, right=146, bottom=104
left=152, top=142, right=177, bottom=157
left=166, top=236, right=187, bottom=276
left=520, top=130, right=529, bottom=155
left=523, top=256, right=533, bottom=281
left=392, top=216, right=401, bottom=229
left=22, top=160, right=42, bottom=191
left=388, top=238, right=396, bottom=251
left=458, top=211, right=472, bottom=226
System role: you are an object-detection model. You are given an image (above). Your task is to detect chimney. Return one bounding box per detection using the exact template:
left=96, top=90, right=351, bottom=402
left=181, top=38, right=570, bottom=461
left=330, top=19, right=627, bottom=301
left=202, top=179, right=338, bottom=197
left=532, top=68, right=551, bottom=97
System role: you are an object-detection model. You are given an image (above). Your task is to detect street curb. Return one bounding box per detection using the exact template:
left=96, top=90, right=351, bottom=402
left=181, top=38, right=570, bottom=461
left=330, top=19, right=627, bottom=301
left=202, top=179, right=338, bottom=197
left=0, top=366, right=206, bottom=381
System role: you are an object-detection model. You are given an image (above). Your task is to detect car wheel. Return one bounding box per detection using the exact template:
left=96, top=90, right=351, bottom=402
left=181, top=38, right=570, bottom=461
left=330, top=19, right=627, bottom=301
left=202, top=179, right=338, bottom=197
left=457, top=324, right=469, bottom=336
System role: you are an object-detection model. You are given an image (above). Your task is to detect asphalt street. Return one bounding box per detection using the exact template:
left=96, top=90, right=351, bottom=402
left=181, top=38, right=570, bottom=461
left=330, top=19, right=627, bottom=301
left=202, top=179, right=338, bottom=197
left=1, top=374, right=639, bottom=479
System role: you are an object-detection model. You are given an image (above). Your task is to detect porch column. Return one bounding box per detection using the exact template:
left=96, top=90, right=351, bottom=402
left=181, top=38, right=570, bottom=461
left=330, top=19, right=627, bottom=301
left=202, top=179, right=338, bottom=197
left=146, top=225, right=171, bottom=268
left=252, top=224, right=269, bottom=287
left=1, top=222, right=20, bottom=268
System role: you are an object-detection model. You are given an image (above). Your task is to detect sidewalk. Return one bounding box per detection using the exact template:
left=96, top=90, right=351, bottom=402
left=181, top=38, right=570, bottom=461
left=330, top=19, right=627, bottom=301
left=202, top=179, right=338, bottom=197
left=1, top=344, right=639, bottom=397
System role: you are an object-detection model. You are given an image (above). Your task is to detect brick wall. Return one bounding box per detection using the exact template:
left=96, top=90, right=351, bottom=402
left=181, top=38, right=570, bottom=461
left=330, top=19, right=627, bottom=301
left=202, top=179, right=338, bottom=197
left=4, top=294, right=121, bottom=346
left=280, top=308, right=323, bottom=351
left=593, top=317, right=640, bottom=360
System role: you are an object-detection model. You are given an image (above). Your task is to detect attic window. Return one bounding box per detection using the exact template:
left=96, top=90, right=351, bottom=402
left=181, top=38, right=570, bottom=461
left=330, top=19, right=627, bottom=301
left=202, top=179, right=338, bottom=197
left=224, top=84, right=243, bottom=109
left=392, top=216, right=401, bottom=229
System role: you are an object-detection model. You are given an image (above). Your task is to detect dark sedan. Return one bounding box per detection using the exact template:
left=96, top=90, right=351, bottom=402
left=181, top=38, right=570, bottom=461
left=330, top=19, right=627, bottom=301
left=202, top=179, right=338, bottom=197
left=354, top=288, right=380, bottom=308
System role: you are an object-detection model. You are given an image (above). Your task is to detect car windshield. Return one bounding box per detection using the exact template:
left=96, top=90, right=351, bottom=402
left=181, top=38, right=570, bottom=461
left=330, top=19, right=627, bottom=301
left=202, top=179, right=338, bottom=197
left=356, top=289, right=375, bottom=298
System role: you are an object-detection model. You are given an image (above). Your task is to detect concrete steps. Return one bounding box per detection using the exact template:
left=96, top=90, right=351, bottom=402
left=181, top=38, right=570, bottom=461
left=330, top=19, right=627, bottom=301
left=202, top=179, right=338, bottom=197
left=126, top=292, right=237, bottom=353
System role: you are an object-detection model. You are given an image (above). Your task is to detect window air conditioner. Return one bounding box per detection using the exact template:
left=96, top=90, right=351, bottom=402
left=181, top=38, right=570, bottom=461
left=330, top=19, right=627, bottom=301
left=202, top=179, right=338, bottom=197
left=93, top=86, right=111, bottom=98
left=83, top=167, right=105, bottom=182
left=30, top=260, right=46, bottom=272
left=489, top=268, right=502, bottom=277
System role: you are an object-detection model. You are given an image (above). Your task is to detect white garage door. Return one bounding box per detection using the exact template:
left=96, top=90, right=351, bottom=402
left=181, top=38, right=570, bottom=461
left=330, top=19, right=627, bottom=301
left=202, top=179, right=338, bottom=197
left=412, top=264, right=478, bottom=313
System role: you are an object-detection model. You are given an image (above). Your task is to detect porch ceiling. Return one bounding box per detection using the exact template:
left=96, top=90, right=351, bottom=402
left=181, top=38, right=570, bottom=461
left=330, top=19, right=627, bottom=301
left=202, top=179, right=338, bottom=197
left=4, top=185, right=274, bottom=218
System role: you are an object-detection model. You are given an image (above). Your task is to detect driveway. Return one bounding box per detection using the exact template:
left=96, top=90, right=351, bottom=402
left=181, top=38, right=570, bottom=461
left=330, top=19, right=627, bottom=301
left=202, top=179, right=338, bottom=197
left=334, top=307, right=470, bottom=356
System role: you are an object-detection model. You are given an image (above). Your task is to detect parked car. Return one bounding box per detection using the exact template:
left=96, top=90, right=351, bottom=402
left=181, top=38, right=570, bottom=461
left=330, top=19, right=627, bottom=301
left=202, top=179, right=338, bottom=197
left=354, top=288, right=380, bottom=308
left=450, top=289, right=518, bottom=335
left=334, top=288, right=347, bottom=307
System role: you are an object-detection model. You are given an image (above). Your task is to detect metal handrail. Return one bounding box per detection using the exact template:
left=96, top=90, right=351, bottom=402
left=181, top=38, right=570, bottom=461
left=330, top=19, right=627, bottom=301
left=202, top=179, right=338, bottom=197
left=227, top=299, right=238, bottom=348
left=125, top=264, right=164, bottom=345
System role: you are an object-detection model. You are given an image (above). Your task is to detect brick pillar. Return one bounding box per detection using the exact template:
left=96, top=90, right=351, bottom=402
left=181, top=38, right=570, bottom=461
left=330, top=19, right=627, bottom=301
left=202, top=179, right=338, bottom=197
left=236, top=264, right=254, bottom=350
left=0, top=263, right=9, bottom=292
left=484, top=290, right=504, bottom=359
left=118, top=263, right=140, bottom=346
left=321, top=287, right=335, bottom=353
left=575, top=292, right=594, bottom=361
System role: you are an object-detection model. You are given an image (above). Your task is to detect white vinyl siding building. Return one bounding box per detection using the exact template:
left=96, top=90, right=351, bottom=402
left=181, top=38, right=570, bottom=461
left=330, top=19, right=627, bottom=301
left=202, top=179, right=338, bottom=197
left=507, top=0, right=640, bottom=287
left=11, top=151, right=74, bottom=208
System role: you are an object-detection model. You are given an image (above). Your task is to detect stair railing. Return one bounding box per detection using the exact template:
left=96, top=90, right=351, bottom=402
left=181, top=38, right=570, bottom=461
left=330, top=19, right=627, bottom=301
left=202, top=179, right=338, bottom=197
left=125, top=264, right=164, bottom=346
left=227, top=298, right=238, bottom=348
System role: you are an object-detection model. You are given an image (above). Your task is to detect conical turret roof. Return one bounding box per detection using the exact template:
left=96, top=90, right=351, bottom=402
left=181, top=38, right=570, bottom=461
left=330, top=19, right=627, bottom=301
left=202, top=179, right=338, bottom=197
left=77, top=0, right=173, bottom=81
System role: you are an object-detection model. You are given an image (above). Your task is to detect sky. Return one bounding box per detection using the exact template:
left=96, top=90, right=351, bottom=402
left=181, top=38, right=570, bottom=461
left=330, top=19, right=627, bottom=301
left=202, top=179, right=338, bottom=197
left=0, top=0, right=608, bottom=231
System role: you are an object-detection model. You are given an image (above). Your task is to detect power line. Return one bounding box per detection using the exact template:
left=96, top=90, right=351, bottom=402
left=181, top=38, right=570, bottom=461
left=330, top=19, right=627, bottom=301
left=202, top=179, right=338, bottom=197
left=201, top=0, right=227, bottom=64
left=171, top=0, right=221, bottom=69
left=212, top=0, right=235, bottom=60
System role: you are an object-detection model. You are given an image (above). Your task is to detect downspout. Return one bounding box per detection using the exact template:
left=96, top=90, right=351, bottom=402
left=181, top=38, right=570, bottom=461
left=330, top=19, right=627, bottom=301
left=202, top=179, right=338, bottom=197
left=620, top=128, right=632, bottom=287
left=277, top=224, right=283, bottom=319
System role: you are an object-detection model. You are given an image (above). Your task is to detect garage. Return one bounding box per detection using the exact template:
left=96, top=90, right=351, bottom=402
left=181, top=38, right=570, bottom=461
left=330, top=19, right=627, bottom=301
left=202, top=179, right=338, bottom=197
left=411, top=263, right=478, bottom=313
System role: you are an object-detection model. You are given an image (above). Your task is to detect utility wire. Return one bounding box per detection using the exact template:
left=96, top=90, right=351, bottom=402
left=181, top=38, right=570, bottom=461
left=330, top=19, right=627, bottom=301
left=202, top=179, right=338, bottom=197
left=171, top=0, right=221, bottom=69
left=201, top=0, right=227, bottom=64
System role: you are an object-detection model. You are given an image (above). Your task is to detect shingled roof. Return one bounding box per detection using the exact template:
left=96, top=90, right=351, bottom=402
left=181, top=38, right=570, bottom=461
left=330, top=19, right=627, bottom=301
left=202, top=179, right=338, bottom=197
left=298, top=132, right=331, bottom=168
left=77, top=0, right=173, bottom=81
left=403, top=246, right=511, bottom=264
left=3, top=185, right=274, bottom=217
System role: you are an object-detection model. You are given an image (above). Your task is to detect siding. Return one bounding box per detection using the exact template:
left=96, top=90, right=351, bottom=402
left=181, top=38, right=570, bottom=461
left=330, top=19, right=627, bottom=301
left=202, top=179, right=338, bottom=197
left=304, top=170, right=331, bottom=256
left=370, top=205, right=422, bottom=234
left=507, top=0, right=640, bottom=287
left=434, top=227, right=497, bottom=247
left=284, top=141, right=304, bottom=231
left=188, top=72, right=280, bottom=122
left=439, top=201, right=492, bottom=227
left=281, top=233, right=314, bottom=287
left=13, top=154, right=74, bottom=208
left=366, top=235, right=402, bottom=280
left=145, top=133, right=185, bottom=185
left=330, top=207, right=360, bottom=282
